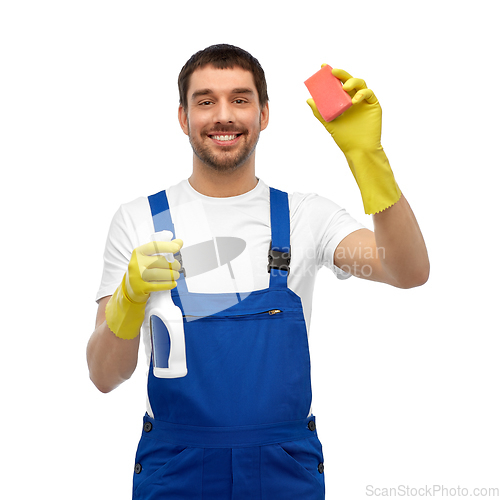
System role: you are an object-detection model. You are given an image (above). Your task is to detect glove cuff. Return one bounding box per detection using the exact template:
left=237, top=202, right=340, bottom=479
left=105, top=275, right=147, bottom=340
left=346, top=147, right=402, bottom=214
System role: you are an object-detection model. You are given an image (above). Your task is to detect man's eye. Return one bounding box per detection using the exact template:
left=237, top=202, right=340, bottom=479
left=234, top=99, right=246, bottom=104
left=199, top=101, right=212, bottom=106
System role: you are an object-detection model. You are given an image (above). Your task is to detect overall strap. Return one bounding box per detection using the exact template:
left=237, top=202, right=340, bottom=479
left=148, top=190, right=188, bottom=296
left=268, top=187, right=291, bottom=288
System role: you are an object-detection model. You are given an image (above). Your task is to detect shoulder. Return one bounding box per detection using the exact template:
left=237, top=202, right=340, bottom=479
left=284, top=188, right=365, bottom=251
left=107, top=186, right=180, bottom=250
left=114, top=180, right=188, bottom=224
left=110, top=196, right=151, bottom=233
left=117, top=195, right=150, bottom=216
left=287, top=190, right=345, bottom=221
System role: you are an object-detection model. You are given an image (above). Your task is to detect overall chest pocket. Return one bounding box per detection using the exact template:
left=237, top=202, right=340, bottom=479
left=179, top=306, right=312, bottom=425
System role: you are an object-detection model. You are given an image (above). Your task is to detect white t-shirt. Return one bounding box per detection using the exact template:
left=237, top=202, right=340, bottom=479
left=96, top=178, right=364, bottom=359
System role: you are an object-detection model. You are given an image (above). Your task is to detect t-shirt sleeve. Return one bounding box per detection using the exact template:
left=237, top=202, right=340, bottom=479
left=95, top=205, right=138, bottom=302
left=300, top=193, right=365, bottom=280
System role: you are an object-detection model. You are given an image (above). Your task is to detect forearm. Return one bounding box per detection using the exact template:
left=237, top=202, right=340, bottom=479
left=373, top=193, right=429, bottom=288
left=87, top=297, right=140, bottom=393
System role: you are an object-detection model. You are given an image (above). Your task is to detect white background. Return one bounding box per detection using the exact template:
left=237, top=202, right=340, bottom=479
left=1, top=1, right=498, bottom=498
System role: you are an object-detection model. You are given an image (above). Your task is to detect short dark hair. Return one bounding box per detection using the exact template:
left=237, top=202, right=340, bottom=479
left=178, top=44, right=269, bottom=110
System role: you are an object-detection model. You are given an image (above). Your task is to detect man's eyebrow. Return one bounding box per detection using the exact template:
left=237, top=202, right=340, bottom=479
left=231, top=88, right=255, bottom=96
left=190, top=88, right=255, bottom=101
left=191, top=89, right=213, bottom=101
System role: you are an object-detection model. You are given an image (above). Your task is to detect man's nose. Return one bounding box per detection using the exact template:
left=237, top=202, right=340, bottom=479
left=213, top=101, right=235, bottom=123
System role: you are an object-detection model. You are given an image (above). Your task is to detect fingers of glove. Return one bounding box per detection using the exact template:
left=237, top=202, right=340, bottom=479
left=306, top=98, right=327, bottom=124
left=137, top=239, right=184, bottom=257
left=149, top=239, right=184, bottom=257
left=352, top=88, right=378, bottom=105
left=144, top=254, right=182, bottom=272
left=342, top=77, right=368, bottom=94
left=152, top=239, right=184, bottom=265
left=141, top=267, right=180, bottom=283
left=169, top=258, right=181, bottom=272
left=330, top=68, right=354, bottom=84
left=171, top=239, right=184, bottom=257
left=145, top=280, right=178, bottom=293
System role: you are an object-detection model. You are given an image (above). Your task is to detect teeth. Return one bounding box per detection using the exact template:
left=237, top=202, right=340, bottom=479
left=212, top=134, right=237, bottom=141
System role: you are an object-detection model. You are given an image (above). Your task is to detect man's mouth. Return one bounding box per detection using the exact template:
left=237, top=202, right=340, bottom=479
left=208, top=133, right=242, bottom=146
left=211, top=134, right=238, bottom=141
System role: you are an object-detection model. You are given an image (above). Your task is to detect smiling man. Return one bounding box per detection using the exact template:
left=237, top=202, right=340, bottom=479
left=178, top=55, right=270, bottom=197
left=180, top=65, right=268, bottom=176
left=88, top=44, right=429, bottom=499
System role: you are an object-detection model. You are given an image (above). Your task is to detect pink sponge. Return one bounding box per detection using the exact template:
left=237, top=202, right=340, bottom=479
left=304, top=65, right=352, bottom=121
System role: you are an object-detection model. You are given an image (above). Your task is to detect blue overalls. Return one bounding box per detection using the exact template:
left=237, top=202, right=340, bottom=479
left=132, top=187, right=326, bottom=499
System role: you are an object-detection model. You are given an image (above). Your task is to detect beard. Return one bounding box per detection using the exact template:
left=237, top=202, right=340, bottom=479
left=187, top=121, right=261, bottom=173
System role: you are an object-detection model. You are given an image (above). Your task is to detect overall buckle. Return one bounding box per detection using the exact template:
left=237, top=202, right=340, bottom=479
left=267, top=242, right=291, bottom=274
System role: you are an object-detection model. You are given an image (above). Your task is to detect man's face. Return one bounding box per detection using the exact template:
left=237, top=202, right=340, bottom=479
left=178, top=65, right=269, bottom=173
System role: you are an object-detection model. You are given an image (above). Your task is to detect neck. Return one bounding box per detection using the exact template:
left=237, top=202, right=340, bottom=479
left=188, top=157, right=258, bottom=197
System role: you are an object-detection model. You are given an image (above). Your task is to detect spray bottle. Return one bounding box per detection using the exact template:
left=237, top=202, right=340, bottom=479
left=148, top=230, right=187, bottom=378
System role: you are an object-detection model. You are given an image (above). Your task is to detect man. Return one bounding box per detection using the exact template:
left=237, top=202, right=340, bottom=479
left=88, top=44, right=429, bottom=499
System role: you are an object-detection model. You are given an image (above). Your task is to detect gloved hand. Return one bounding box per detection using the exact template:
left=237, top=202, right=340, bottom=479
left=307, top=67, right=401, bottom=214
left=105, top=239, right=183, bottom=340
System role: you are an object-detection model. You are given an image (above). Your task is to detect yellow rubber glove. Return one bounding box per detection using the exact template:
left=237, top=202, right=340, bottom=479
left=307, top=67, right=401, bottom=214
left=105, top=239, right=183, bottom=340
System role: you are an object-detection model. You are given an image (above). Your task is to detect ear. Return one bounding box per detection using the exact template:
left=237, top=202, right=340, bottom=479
left=260, top=102, right=270, bottom=131
left=178, top=105, right=189, bottom=136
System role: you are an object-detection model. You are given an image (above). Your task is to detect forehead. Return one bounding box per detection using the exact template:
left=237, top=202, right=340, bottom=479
left=187, top=65, right=257, bottom=98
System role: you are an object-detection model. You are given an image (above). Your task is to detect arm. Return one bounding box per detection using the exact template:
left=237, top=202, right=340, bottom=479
left=87, top=239, right=182, bottom=393
left=334, top=194, right=429, bottom=288
left=307, top=66, right=429, bottom=287
left=87, top=296, right=141, bottom=393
